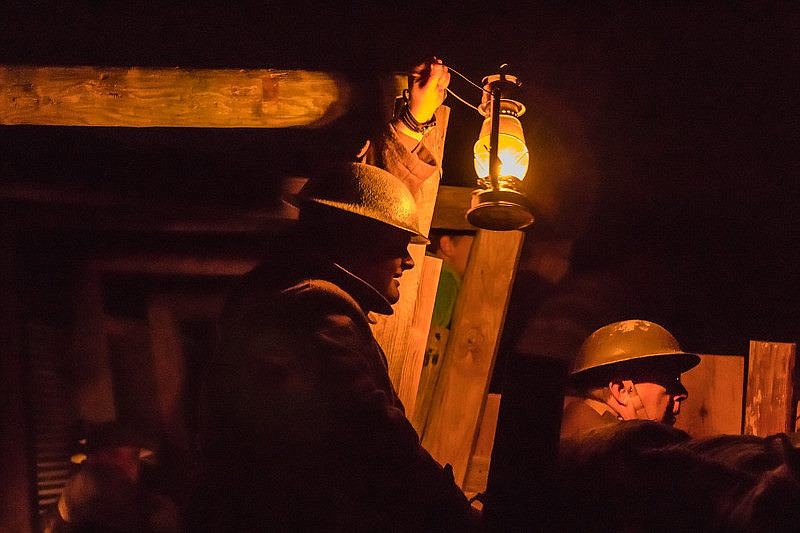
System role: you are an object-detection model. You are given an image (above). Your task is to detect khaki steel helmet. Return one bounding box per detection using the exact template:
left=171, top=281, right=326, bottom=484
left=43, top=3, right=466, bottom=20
left=570, top=319, right=700, bottom=385
left=293, top=162, right=428, bottom=244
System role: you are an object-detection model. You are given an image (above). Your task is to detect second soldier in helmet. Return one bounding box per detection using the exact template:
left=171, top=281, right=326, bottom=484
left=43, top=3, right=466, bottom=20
left=561, top=319, right=700, bottom=439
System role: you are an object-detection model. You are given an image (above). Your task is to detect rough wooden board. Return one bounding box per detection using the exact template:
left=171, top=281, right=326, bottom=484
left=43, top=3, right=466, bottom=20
left=674, top=354, right=745, bottom=437
left=744, top=340, right=797, bottom=437
left=0, top=65, right=349, bottom=127
left=421, top=229, right=524, bottom=485
left=463, top=393, right=501, bottom=496
left=147, top=296, right=191, bottom=450
left=397, top=255, right=442, bottom=418
left=411, top=323, right=450, bottom=435
left=71, top=272, right=117, bottom=423
left=89, top=254, right=258, bottom=276
left=431, top=186, right=478, bottom=231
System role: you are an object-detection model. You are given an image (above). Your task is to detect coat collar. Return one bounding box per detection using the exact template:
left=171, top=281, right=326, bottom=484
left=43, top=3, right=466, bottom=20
left=329, top=261, right=393, bottom=317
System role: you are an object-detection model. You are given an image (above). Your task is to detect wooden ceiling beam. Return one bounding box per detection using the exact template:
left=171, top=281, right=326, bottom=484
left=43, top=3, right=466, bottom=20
left=0, top=65, right=351, bottom=128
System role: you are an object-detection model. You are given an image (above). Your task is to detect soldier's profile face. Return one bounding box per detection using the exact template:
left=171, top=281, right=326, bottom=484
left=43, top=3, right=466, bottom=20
left=346, top=228, right=415, bottom=305
left=633, top=375, right=688, bottom=425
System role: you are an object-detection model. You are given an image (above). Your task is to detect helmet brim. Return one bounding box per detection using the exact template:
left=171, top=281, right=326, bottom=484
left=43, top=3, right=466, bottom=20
left=291, top=195, right=430, bottom=245
left=571, top=351, right=701, bottom=384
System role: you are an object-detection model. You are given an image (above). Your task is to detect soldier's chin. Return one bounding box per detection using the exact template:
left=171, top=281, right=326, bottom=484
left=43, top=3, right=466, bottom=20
left=385, top=287, right=400, bottom=304
left=662, top=414, right=677, bottom=426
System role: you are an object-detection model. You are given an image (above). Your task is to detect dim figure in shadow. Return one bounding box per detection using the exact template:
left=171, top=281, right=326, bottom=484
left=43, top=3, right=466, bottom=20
left=190, top=60, right=479, bottom=530
left=43, top=421, right=179, bottom=533
left=560, top=319, right=700, bottom=439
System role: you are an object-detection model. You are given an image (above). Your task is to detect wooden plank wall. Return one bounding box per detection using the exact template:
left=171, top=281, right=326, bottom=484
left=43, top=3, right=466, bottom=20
left=674, top=354, right=745, bottom=437
left=462, top=393, right=501, bottom=499
left=396, top=256, right=442, bottom=417
left=0, top=66, right=349, bottom=128
left=421, top=230, right=524, bottom=485
left=71, top=272, right=117, bottom=423
left=744, top=340, right=797, bottom=436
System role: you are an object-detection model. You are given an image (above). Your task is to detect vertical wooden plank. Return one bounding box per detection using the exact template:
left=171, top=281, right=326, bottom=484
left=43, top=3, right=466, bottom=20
left=396, top=255, right=442, bottom=418
left=674, top=354, right=745, bottom=437
left=411, top=324, right=449, bottom=435
left=372, top=106, right=450, bottom=409
left=104, top=318, right=161, bottom=432
left=744, top=340, right=796, bottom=436
left=0, top=231, right=33, bottom=533
left=463, top=393, right=502, bottom=498
left=483, top=354, right=567, bottom=528
left=421, top=230, right=524, bottom=485
left=71, top=272, right=116, bottom=423
left=147, top=296, right=190, bottom=450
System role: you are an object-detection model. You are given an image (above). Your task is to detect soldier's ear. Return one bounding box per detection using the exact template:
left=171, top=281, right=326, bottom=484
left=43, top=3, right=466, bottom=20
left=608, top=380, right=628, bottom=406
left=438, top=235, right=456, bottom=258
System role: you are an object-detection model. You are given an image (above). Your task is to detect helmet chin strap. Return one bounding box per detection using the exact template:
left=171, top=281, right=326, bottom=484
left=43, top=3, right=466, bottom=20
left=621, top=379, right=651, bottom=420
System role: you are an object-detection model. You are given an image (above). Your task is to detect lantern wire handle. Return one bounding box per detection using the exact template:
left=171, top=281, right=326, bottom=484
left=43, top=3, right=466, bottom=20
left=446, top=65, right=491, bottom=94
left=440, top=64, right=489, bottom=115
left=407, top=62, right=517, bottom=116
left=445, top=86, right=482, bottom=114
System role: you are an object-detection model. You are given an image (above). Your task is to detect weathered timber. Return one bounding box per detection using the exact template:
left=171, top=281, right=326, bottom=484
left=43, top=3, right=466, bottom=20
left=431, top=186, right=478, bottom=231
left=371, top=106, right=449, bottom=409
left=744, top=340, right=797, bottom=436
left=1, top=180, right=468, bottom=236
left=88, top=254, right=257, bottom=276
left=71, top=272, right=116, bottom=423
left=0, top=65, right=350, bottom=127
left=147, top=296, right=191, bottom=451
left=395, top=256, right=442, bottom=418
left=411, top=321, right=450, bottom=435
left=463, top=393, right=501, bottom=498
left=674, top=354, right=745, bottom=437
left=421, top=229, right=524, bottom=486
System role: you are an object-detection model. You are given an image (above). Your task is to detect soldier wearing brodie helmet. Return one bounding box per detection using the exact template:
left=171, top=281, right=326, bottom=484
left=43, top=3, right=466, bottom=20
left=192, top=58, right=479, bottom=531
left=560, top=319, right=700, bottom=439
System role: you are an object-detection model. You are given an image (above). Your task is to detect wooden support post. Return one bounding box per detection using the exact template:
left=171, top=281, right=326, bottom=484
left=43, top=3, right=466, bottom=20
left=674, top=354, right=745, bottom=437
left=744, top=340, right=797, bottom=436
left=396, top=256, right=442, bottom=417
left=0, top=66, right=349, bottom=128
left=463, top=393, right=502, bottom=499
left=482, top=354, right=567, bottom=528
left=71, top=272, right=117, bottom=423
left=147, top=296, right=191, bottom=451
left=421, top=229, right=524, bottom=486
left=371, top=106, right=449, bottom=409
left=431, top=186, right=477, bottom=231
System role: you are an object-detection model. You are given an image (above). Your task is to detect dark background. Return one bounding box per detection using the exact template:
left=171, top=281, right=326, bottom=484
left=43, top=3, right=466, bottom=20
left=2, top=1, right=798, bottom=355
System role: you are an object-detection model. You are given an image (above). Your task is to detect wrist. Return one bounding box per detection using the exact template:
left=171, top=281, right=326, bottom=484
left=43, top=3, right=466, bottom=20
left=407, top=103, right=434, bottom=124
left=397, top=98, right=436, bottom=136
left=392, top=118, right=424, bottom=142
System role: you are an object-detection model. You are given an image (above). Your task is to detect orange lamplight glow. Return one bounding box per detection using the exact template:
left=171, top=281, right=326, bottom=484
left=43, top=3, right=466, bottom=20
left=473, top=104, right=529, bottom=182
left=467, top=69, right=534, bottom=231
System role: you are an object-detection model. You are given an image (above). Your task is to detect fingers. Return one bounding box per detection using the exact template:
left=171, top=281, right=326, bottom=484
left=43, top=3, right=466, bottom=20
left=409, top=58, right=450, bottom=92
left=402, top=57, right=450, bottom=125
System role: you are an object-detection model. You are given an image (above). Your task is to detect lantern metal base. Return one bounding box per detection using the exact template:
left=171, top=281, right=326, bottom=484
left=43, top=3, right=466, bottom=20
left=467, top=188, right=534, bottom=231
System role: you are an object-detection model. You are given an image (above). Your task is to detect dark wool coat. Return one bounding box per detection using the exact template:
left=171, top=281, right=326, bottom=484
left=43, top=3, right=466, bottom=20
left=190, top=122, right=476, bottom=531
left=560, top=396, right=621, bottom=440
left=192, top=255, right=476, bottom=531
